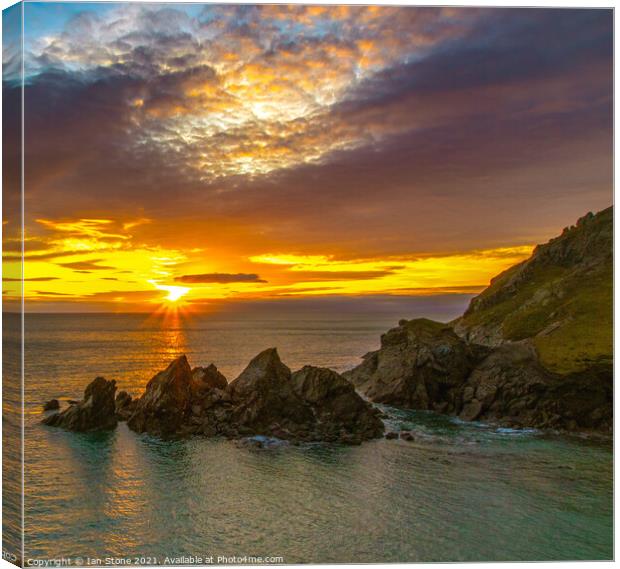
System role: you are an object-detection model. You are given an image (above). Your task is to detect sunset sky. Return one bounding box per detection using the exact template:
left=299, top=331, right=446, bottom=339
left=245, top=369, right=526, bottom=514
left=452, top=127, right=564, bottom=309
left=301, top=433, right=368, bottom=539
left=2, top=4, right=613, bottom=312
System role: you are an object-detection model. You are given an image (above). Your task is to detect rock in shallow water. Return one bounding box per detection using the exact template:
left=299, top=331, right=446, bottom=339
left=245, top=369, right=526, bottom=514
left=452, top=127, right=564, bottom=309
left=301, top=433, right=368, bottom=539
left=43, top=399, right=60, bottom=411
left=345, top=317, right=612, bottom=433
left=226, top=348, right=315, bottom=437
left=47, top=349, right=385, bottom=443
left=43, top=377, right=117, bottom=432
left=127, top=355, right=195, bottom=436
left=344, top=318, right=483, bottom=413
left=291, top=365, right=384, bottom=441
left=115, top=390, right=135, bottom=421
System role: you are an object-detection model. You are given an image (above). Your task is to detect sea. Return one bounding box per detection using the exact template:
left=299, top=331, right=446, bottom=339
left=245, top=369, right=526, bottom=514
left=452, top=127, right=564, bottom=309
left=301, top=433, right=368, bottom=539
left=2, top=297, right=613, bottom=563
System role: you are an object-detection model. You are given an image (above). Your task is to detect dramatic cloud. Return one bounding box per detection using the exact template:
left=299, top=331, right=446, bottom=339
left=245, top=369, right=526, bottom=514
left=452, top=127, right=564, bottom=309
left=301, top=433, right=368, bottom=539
left=3, top=4, right=612, bottom=310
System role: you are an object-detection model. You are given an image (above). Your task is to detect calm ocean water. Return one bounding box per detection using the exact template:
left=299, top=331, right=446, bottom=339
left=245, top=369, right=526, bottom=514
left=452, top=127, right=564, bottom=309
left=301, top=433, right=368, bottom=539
left=5, top=304, right=613, bottom=562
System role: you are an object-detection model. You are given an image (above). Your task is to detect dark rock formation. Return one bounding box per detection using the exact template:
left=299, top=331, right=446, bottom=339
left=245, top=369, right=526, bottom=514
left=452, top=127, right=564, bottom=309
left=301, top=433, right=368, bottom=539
left=127, top=356, right=194, bottom=436
left=345, top=208, right=613, bottom=434
left=344, top=319, right=485, bottom=413
left=191, top=365, right=227, bottom=398
left=291, top=365, right=384, bottom=441
left=346, top=316, right=612, bottom=432
left=43, top=399, right=60, bottom=411
left=226, top=349, right=315, bottom=437
left=461, top=344, right=611, bottom=430
left=59, top=349, right=385, bottom=443
left=115, top=391, right=135, bottom=421
left=43, top=377, right=117, bottom=431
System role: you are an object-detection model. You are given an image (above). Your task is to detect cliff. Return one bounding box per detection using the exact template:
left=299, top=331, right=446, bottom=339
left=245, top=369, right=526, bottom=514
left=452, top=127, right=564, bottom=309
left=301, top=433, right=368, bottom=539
left=345, top=207, right=613, bottom=432
left=455, top=206, right=612, bottom=374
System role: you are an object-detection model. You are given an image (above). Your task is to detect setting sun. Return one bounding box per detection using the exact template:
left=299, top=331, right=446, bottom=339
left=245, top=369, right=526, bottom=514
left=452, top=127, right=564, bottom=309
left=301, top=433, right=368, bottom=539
left=151, top=282, right=190, bottom=303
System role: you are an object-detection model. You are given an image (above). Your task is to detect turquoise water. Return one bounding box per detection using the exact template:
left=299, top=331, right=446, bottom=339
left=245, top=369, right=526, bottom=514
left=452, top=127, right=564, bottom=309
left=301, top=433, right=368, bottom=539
left=10, top=311, right=614, bottom=562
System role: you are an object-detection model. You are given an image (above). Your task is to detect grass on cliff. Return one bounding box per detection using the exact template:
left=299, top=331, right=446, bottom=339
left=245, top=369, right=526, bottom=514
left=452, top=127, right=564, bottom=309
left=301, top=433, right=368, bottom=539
left=532, top=265, right=612, bottom=374
left=462, top=263, right=612, bottom=375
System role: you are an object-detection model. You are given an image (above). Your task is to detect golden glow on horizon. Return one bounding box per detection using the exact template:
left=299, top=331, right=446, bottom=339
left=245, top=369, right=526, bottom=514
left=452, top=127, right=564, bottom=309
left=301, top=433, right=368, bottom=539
left=2, top=215, right=535, bottom=310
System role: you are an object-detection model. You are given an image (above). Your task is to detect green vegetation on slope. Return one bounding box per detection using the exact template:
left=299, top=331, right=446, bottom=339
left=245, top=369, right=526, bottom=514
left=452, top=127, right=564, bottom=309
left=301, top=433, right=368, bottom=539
left=458, top=207, right=612, bottom=375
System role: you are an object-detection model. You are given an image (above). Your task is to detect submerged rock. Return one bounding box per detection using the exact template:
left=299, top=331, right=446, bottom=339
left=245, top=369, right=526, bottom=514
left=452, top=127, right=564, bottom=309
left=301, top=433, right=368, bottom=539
left=236, top=435, right=290, bottom=450
left=43, top=377, right=117, bottom=431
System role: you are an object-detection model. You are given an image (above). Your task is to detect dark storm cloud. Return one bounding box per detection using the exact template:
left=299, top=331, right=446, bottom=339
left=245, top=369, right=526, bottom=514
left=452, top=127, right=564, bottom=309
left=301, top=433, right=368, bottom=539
left=345, top=9, right=612, bottom=103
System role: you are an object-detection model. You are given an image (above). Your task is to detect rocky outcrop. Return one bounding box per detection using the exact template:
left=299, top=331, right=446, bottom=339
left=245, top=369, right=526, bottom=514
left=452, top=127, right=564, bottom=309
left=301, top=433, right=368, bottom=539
left=43, top=377, right=117, bottom=431
left=191, top=365, right=227, bottom=398
left=43, top=399, right=60, bottom=411
left=344, top=319, right=485, bottom=414
left=345, top=208, right=612, bottom=433
left=51, top=349, right=384, bottom=443
left=454, top=207, right=612, bottom=375
left=226, top=349, right=316, bottom=437
left=115, top=391, right=135, bottom=420
left=127, top=356, right=194, bottom=436
left=291, top=365, right=384, bottom=442
left=458, top=343, right=611, bottom=430
left=346, top=316, right=612, bottom=432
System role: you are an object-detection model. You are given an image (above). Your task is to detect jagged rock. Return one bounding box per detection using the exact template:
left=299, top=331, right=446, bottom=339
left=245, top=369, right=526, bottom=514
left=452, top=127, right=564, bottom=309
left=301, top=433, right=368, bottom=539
left=347, top=318, right=611, bottom=432
left=43, top=377, right=117, bottom=431
left=291, top=365, right=384, bottom=440
left=226, top=348, right=315, bottom=437
left=44, top=350, right=384, bottom=443
left=343, top=208, right=613, bottom=434
left=43, top=399, right=59, bottom=411
left=115, top=390, right=135, bottom=421
left=464, top=343, right=611, bottom=431
left=116, top=391, right=132, bottom=406
left=454, top=206, right=612, bottom=376
left=116, top=349, right=384, bottom=443
left=191, top=364, right=227, bottom=398
left=344, top=318, right=484, bottom=412
left=127, top=355, right=194, bottom=436
left=459, top=399, right=483, bottom=422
